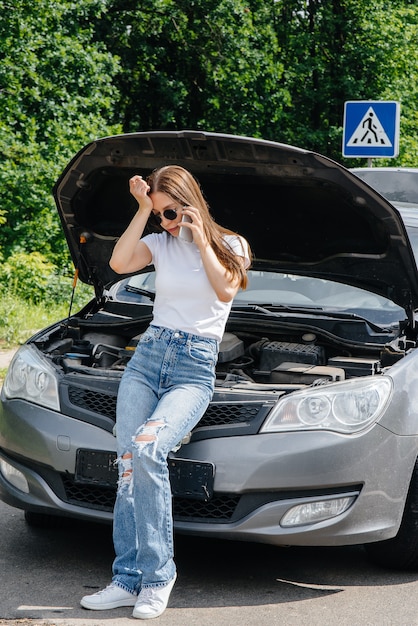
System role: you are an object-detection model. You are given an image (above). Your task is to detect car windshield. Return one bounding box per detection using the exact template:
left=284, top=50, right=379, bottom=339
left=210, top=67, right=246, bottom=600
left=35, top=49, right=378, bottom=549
left=107, top=206, right=418, bottom=329
left=110, top=269, right=405, bottom=327
left=233, top=271, right=403, bottom=324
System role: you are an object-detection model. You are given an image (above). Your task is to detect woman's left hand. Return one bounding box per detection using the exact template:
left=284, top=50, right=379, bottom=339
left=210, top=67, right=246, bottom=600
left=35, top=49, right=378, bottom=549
left=181, top=206, right=208, bottom=248
left=182, top=206, right=240, bottom=302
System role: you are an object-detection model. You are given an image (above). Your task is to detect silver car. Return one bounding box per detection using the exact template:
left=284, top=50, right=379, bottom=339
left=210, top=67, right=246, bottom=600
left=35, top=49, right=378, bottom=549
left=2, top=131, right=418, bottom=571
left=350, top=166, right=418, bottom=209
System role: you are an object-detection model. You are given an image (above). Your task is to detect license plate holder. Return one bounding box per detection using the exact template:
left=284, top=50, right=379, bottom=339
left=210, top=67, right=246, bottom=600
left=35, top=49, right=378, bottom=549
left=75, top=449, right=118, bottom=488
left=168, top=458, right=215, bottom=501
left=75, top=450, right=215, bottom=501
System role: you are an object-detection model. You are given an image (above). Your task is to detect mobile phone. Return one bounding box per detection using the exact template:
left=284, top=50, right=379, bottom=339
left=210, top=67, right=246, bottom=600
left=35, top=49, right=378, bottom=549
left=179, top=214, right=193, bottom=242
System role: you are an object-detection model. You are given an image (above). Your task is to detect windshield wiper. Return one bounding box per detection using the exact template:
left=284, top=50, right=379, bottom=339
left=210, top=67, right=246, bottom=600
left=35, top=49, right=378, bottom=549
left=125, top=285, right=156, bottom=301
left=232, top=303, right=323, bottom=315
left=231, top=303, right=392, bottom=334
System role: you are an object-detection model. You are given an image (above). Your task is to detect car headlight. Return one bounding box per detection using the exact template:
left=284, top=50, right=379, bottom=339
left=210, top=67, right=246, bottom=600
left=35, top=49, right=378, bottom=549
left=3, top=345, right=60, bottom=411
left=260, top=376, right=392, bottom=434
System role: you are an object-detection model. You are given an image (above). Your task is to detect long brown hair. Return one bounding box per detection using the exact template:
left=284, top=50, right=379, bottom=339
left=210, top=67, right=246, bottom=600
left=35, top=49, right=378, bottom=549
left=147, top=165, right=252, bottom=289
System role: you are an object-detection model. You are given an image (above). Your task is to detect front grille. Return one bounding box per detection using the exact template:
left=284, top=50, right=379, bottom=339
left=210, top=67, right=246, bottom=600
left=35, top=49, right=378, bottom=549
left=67, top=384, right=264, bottom=429
left=68, top=386, right=117, bottom=419
left=173, top=495, right=240, bottom=520
left=62, top=475, right=116, bottom=511
left=62, top=382, right=269, bottom=520
left=200, top=403, right=259, bottom=426
left=61, top=475, right=239, bottom=522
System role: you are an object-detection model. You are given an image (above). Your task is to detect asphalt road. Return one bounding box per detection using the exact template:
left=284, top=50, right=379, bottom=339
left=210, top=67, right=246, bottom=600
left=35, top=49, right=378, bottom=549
left=0, top=348, right=16, bottom=369
left=1, top=500, right=418, bottom=626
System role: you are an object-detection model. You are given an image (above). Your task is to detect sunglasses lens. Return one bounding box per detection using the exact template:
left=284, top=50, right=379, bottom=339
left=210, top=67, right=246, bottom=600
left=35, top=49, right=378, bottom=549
left=163, top=209, right=177, bottom=221
left=150, top=208, right=178, bottom=225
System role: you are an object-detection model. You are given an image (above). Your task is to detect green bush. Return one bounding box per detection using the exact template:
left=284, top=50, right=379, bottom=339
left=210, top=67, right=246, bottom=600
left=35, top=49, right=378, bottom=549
left=0, top=251, right=94, bottom=305
left=45, top=272, right=95, bottom=307
left=0, top=251, right=55, bottom=303
left=0, top=251, right=95, bottom=346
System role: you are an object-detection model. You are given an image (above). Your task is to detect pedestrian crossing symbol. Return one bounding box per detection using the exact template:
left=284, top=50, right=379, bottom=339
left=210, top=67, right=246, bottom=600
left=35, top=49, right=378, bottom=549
left=343, top=101, right=400, bottom=158
left=347, top=107, right=392, bottom=148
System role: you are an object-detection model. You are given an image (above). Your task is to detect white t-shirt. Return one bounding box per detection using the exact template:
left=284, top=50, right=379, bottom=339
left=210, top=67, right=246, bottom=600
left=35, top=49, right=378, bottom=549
left=142, top=232, right=250, bottom=341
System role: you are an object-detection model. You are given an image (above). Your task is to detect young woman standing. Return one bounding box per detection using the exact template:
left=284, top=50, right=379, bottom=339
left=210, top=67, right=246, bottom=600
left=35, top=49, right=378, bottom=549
left=80, top=165, right=251, bottom=619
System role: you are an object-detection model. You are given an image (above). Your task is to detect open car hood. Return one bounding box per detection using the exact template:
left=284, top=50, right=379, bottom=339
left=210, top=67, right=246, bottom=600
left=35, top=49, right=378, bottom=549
left=53, top=130, right=418, bottom=321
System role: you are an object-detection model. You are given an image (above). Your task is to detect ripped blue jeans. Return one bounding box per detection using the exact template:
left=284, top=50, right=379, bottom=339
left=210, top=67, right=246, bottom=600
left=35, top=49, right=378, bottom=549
left=112, top=325, right=217, bottom=593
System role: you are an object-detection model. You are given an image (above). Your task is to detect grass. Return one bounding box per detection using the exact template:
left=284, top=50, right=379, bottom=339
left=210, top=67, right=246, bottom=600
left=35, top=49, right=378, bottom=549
left=0, top=289, right=94, bottom=384
left=0, top=295, right=72, bottom=348
left=0, top=296, right=70, bottom=385
left=0, top=283, right=94, bottom=346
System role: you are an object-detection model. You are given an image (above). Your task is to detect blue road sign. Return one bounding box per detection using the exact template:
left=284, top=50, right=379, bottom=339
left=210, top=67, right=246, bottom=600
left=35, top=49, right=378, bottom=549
left=343, top=101, right=400, bottom=158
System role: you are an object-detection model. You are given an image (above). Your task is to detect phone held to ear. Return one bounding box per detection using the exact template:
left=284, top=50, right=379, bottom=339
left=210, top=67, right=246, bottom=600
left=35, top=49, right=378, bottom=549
left=179, top=214, right=193, bottom=242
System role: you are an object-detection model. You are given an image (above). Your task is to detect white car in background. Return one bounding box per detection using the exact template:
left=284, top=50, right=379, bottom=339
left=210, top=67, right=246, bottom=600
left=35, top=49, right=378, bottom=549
left=350, top=167, right=418, bottom=208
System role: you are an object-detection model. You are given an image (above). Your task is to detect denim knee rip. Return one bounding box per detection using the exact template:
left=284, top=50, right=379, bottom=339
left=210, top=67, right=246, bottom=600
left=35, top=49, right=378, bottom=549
left=116, top=420, right=166, bottom=493
left=117, top=451, right=133, bottom=490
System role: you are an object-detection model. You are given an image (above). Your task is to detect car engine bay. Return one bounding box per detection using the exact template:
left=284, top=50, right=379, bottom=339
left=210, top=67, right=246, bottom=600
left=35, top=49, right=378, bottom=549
left=35, top=312, right=406, bottom=392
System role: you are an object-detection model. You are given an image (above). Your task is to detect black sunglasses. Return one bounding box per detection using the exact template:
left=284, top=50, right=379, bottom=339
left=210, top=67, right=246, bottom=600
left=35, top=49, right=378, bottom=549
left=150, top=208, right=178, bottom=224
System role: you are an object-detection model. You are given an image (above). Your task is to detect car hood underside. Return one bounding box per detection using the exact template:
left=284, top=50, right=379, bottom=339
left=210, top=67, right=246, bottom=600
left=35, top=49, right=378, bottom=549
left=53, top=130, right=418, bottom=321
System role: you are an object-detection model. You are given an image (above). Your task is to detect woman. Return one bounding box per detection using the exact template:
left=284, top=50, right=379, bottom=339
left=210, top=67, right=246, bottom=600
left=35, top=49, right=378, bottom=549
left=80, top=165, right=251, bottom=619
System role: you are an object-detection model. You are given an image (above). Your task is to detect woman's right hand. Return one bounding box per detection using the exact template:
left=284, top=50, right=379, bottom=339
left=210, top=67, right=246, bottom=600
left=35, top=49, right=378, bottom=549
left=109, top=175, right=154, bottom=274
left=129, top=175, right=153, bottom=212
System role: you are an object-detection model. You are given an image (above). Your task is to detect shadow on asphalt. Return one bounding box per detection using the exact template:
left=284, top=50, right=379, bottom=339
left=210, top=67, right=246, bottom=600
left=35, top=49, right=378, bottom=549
left=10, top=514, right=418, bottom=612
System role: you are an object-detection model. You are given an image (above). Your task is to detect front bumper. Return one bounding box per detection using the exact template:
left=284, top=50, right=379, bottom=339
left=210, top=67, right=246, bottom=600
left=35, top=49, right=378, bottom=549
left=1, top=396, right=417, bottom=545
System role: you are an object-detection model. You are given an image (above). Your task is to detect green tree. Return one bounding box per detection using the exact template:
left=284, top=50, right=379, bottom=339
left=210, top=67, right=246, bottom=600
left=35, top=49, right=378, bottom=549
left=0, top=0, right=121, bottom=268
left=377, top=2, right=418, bottom=165
left=98, top=0, right=289, bottom=139
left=1, top=0, right=418, bottom=294
left=99, top=0, right=418, bottom=166
left=273, top=0, right=418, bottom=164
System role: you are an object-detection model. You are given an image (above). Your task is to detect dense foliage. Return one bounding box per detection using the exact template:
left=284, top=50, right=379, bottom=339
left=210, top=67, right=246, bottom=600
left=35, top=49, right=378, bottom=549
left=0, top=0, right=417, bottom=306
left=98, top=0, right=418, bottom=163
left=0, top=0, right=120, bottom=275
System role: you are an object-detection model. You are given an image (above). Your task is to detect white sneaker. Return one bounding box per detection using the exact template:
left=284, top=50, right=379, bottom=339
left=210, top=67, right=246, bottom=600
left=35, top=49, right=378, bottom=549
left=80, top=583, right=137, bottom=610
left=132, top=573, right=177, bottom=619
